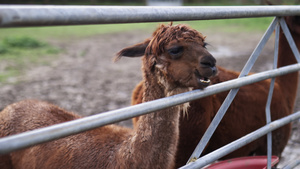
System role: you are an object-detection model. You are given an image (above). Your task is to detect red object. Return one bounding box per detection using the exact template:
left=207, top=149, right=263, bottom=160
left=204, top=156, right=279, bottom=169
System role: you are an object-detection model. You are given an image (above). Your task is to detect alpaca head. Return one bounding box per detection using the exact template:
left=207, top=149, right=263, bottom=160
left=116, top=23, right=217, bottom=90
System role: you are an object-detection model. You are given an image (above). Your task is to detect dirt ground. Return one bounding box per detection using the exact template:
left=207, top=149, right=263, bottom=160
left=0, top=27, right=299, bottom=168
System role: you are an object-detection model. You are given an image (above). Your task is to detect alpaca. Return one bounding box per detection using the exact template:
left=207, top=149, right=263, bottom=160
left=131, top=16, right=300, bottom=168
left=0, top=23, right=217, bottom=169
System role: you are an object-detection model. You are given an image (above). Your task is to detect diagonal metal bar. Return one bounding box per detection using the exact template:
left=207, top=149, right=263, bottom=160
left=187, top=17, right=279, bottom=163
left=279, top=17, right=300, bottom=63
left=180, top=111, right=300, bottom=169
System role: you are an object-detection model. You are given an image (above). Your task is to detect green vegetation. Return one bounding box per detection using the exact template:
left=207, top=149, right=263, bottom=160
left=0, top=36, right=60, bottom=83
left=3, top=36, right=47, bottom=49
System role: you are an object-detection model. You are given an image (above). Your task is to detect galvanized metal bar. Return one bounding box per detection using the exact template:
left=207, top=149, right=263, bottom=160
left=1, top=5, right=300, bottom=27
left=180, top=111, right=300, bottom=169
left=266, top=79, right=274, bottom=169
left=187, top=17, right=278, bottom=163
left=186, top=88, right=239, bottom=163
left=279, top=17, right=300, bottom=63
left=239, top=17, right=279, bottom=77
left=0, top=63, right=299, bottom=154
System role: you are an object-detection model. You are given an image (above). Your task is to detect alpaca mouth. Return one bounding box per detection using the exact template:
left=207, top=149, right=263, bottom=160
left=198, top=77, right=211, bottom=86
left=195, top=69, right=211, bottom=87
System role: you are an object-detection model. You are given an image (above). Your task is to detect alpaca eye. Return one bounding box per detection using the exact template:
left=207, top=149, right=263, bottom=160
left=168, top=46, right=184, bottom=59
left=203, top=42, right=208, bottom=49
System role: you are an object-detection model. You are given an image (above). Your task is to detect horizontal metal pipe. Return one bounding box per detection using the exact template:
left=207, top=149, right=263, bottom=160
left=0, top=63, right=299, bottom=154
left=180, top=110, right=300, bottom=169
left=1, top=5, right=300, bottom=27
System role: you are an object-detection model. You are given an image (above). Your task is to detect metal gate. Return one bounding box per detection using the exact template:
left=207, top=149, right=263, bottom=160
left=146, top=0, right=183, bottom=6
left=0, top=5, right=300, bottom=169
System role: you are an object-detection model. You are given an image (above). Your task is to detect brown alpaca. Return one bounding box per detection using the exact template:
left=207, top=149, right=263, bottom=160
left=0, top=23, right=217, bottom=169
left=131, top=16, right=300, bottom=168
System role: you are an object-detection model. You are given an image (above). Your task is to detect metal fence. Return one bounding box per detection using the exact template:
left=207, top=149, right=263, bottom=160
left=1, top=5, right=300, bottom=169
left=146, top=0, right=183, bottom=6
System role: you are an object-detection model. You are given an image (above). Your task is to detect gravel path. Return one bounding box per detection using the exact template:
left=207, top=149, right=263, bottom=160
left=0, top=28, right=299, bottom=168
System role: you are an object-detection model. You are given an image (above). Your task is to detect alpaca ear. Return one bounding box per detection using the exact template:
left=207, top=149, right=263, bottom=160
left=114, top=39, right=150, bottom=62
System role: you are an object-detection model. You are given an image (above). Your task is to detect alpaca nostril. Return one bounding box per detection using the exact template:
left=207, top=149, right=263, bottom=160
left=200, top=54, right=216, bottom=68
left=200, top=57, right=217, bottom=77
left=200, top=61, right=214, bottom=68
left=211, top=66, right=217, bottom=75
left=200, top=60, right=216, bottom=69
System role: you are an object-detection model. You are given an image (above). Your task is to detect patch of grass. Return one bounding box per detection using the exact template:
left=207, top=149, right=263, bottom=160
left=0, top=36, right=61, bottom=83
left=0, top=43, right=9, bottom=54
left=3, top=36, right=46, bottom=49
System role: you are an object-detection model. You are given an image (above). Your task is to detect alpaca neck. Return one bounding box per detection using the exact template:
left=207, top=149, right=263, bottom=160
left=276, top=29, right=299, bottom=110
left=117, top=69, right=187, bottom=169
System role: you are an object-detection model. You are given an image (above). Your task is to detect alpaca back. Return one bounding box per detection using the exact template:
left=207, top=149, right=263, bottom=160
left=0, top=100, right=131, bottom=169
left=0, top=100, right=79, bottom=134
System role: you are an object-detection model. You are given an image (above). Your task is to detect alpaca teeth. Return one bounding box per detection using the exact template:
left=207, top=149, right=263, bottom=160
left=200, top=79, right=210, bottom=83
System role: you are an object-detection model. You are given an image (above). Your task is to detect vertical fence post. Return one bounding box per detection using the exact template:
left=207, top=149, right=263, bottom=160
left=265, top=17, right=280, bottom=169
